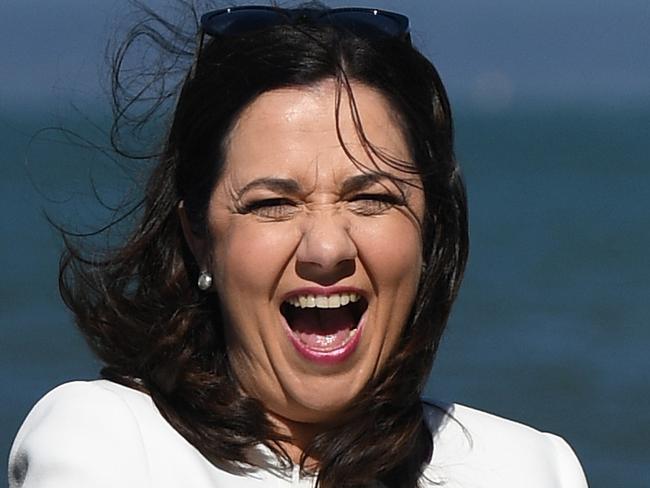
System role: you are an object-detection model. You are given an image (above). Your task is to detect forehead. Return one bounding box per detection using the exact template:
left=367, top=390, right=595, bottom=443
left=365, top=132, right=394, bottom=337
left=222, top=80, right=414, bottom=185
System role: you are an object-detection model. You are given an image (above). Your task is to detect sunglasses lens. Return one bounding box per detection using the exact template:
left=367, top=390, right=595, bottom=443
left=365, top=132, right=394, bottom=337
left=325, top=11, right=408, bottom=38
left=201, top=9, right=287, bottom=37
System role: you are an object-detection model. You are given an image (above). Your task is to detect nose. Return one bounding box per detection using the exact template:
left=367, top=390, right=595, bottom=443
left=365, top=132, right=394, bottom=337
left=295, top=210, right=357, bottom=284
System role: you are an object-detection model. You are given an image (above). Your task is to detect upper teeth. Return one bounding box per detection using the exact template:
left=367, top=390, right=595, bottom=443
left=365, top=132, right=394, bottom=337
left=286, top=292, right=361, bottom=309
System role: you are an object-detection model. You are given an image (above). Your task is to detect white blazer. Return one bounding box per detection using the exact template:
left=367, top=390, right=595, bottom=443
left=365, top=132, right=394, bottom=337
left=8, top=380, right=588, bottom=487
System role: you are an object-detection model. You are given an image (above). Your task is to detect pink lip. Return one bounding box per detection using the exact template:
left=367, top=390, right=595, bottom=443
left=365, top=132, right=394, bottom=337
left=280, top=286, right=367, bottom=366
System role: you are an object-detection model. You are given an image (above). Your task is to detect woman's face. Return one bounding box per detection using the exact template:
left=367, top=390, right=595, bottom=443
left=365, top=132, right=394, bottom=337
left=190, top=80, right=424, bottom=427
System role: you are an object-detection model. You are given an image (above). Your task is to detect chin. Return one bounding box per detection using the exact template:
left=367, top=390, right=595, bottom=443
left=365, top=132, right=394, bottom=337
left=283, top=385, right=365, bottom=425
left=278, top=355, right=382, bottom=424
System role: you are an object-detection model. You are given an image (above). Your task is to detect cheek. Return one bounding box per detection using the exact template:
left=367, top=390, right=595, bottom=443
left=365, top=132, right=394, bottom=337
left=213, top=220, right=298, bottom=299
left=354, top=213, right=423, bottom=286
left=350, top=213, right=423, bottom=368
left=209, top=220, right=298, bottom=381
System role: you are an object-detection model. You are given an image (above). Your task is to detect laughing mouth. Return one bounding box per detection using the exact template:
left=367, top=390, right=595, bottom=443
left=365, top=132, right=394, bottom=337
left=281, top=292, right=368, bottom=352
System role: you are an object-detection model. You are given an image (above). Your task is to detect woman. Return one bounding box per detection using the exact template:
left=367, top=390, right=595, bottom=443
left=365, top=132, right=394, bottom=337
left=8, top=3, right=588, bottom=487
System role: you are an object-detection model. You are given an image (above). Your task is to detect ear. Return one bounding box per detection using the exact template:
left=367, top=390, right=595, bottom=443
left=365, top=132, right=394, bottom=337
left=178, top=200, right=208, bottom=269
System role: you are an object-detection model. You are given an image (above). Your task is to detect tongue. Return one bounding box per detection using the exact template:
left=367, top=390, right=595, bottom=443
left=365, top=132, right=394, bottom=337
left=290, top=306, right=356, bottom=350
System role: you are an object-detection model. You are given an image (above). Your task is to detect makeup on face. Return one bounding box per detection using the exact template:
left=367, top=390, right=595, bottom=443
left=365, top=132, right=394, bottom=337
left=196, top=80, right=425, bottom=427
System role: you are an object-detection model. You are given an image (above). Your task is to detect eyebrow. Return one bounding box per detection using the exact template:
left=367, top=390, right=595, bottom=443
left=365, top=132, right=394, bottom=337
left=236, top=177, right=302, bottom=198
left=340, top=172, right=407, bottom=195
left=235, top=172, right=406, bottom=198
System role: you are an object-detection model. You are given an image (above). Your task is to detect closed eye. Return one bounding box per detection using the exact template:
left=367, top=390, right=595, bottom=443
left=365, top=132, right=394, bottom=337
left=241, top=198, right=299, bottom=220
left=347, top=193, right=404, bottom=215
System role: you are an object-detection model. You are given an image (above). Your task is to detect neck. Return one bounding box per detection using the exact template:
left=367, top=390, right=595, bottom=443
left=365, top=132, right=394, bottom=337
left=267, top=411, right=325, bottom=467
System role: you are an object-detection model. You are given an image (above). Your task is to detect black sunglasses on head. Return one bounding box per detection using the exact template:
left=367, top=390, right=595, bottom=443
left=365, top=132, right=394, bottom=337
left=199, top=6, right=410, bottom=41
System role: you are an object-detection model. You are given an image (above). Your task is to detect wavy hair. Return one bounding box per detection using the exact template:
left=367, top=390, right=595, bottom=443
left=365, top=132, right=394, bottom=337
left=59, top=2, right=468, bottom=487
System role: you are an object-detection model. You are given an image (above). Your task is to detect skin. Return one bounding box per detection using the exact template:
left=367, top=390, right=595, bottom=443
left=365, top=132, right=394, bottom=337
left=182, top=80, right=425, bottom=460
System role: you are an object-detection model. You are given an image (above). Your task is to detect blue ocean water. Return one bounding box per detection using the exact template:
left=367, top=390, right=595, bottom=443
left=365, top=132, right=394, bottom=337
left=1, top=102, right=648, bottom=486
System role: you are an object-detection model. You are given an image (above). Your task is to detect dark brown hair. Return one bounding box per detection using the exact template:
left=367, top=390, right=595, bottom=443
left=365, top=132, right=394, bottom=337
left=59, top=2, right=468, bottom=487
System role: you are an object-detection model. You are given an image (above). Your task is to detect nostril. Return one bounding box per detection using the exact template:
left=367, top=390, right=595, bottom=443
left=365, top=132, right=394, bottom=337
left=295, top=259, right=356, bottom=286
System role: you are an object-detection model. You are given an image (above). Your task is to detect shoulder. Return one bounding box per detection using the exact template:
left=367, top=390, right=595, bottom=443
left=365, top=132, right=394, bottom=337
left=421, top=401, right=589, bottom=488
left=9, top=380, right=155, bottom=488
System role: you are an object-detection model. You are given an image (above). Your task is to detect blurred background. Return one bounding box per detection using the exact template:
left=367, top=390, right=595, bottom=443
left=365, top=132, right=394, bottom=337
left=1, top=1, right=648, bottom=486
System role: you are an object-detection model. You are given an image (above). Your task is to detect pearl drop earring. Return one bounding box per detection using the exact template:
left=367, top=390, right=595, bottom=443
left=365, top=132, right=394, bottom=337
left=197, top=271, right=213, bottom=291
